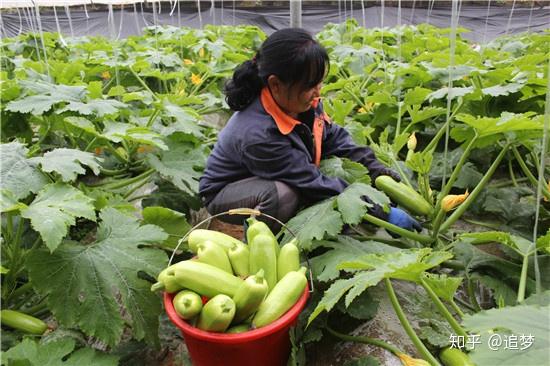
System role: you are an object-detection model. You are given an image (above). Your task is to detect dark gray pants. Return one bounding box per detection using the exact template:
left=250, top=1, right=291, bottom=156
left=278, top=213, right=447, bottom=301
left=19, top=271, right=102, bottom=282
left=206, top=176, right=299, bottom=234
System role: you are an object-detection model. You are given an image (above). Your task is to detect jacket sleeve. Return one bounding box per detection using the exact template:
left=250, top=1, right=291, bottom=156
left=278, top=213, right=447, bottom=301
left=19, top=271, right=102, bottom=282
left=242, top=137, right=348, bottom=203
left=321, top=122, right=388, bottom=180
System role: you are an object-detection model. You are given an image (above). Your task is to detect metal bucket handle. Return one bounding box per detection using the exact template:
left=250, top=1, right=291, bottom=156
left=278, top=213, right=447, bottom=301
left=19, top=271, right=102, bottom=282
left=168, top=208, right=314, bottom=293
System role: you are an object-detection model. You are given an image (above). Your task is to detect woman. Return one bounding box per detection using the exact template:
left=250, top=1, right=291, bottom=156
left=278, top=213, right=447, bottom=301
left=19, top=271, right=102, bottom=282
left=199, top=28, right=421, bottom=234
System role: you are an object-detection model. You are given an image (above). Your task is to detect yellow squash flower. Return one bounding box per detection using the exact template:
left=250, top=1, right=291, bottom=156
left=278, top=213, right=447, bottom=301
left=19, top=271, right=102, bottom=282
left=397, top=353, right=431, bottom=366
left=183, top=59, right=194, bottom=65
left=191, top=73, right=202, bottom=85
left=101, top=71, right=111, bottom=80
left=408, top=132, right=417, bottom=151
left=441, top=190, right=470, bottom=212
left=199, top=48, right=205, bottom=57
left=358, top=107, right=366, bottom=113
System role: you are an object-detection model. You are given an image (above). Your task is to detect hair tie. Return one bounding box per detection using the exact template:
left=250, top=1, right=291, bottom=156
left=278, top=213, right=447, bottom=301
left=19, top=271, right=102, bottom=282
left=251, top=54, right=258, bottom=65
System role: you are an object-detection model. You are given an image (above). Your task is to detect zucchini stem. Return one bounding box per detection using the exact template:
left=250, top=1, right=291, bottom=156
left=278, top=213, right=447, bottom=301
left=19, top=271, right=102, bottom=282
left=420, top=278, right=467, bottom=337
left=384, top=278, right=441, bottom=366
left=326, top=325, right=402, bottom=356
left=362, top=213, right=434, bottom=245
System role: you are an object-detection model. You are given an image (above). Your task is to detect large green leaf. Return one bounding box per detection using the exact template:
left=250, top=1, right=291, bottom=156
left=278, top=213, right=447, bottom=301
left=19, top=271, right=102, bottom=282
left=1, top=338, right=118, bottom=366
left=145, top=140, right=206, bottom=197
left=455, top=112, right=542, bottom=138
left=58, top=98, right=127, bottom=117
left=337, top=183, right=390, bottom=225
left=320, top=157, right=371, bottom=185
left=30, top=148, right=102, bottom=182
left=0, top=142, right=48, bottom=200
left=421, top=273, right=463, bottom=303
left=310, top=236, right=397, bottom=282
left=282, top=199, right=342, bottom=250
left=157, top=100, right=204, bottom=138
left=142, top=206, right=191, bottom=250
left=5, top=80, right=85, bottom=114
left=26, top=208, right=168, bottom=347
left=460, top=231, right=537, bottom=257
left=463, top=303, right=550, bottom=366
left=102, top=121, right=168, bottom=150
left=308, top=248, right=452, bottom=324
left=21, top=183, right=96, bottom=252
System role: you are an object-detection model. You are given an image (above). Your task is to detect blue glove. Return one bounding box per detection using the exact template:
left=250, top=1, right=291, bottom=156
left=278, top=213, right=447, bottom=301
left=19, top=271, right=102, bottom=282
left=388, top=207, right=422, bottom=232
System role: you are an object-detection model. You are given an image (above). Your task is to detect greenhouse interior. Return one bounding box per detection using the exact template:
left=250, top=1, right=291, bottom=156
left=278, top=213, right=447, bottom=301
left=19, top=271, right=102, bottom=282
left=0, top=0, right=549, bottom=365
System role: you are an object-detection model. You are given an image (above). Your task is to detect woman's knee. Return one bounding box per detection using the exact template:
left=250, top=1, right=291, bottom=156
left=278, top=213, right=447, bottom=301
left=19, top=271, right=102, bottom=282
left=273, top=181, right=299, bottom=222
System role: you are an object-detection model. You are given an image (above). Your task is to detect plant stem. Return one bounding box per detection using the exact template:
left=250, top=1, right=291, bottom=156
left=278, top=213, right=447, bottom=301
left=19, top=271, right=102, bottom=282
left=146, top=108, right=161, bottom=128
left=517, top=253, right=529, bottom=303
left=390, top=156, right=413, bottom=188
left=450, top=300, right=466, bottom=318
left=326, top=326, right=402, bottom=355
left=467, top=279, right=482, bottom=312
left=488, top=177, right=528, bottom=189
left=425, top=99, right=463, bottom=153
left=84, top=136, right=98, bottom=152
left=362, top=213, right=434, bottom=245
left=439, top=134, right=478, bottom=200
left=439, top=143, right=510, bottom=233
left=101, top=169, right=155, bottom=190
left=420, top=278, right=468, bottom=338
left=461, top=218, right=503, bottom=230
left=384, top=278, right=441, bottom=366
left=512, top=146, right=550, bottom=200
left=129, top=66, right=159, bottom=100
left=123, top=177, right=151, bottom=199
left=508, top=157, right=518, bottom=187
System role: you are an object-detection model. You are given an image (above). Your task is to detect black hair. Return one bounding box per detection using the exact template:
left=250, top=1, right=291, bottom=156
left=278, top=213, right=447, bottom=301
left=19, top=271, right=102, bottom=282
left=224, top=28, right=330, bottom=111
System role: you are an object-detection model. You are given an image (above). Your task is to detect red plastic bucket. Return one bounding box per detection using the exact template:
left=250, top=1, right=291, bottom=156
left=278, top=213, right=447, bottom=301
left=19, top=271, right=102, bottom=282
left=164, top=284, right=309, bottom=366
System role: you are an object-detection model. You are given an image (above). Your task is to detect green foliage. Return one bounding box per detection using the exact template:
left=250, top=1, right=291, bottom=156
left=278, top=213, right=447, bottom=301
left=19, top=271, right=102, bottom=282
left=0, top=142, right=47, bottom=201
left=21, top=183, right=96, bottom=252
left=26, top=208, right=168, bottom=347
left=463, top=303, right=550, bottom=366
left=30, top=148, right=102, bottom=182
left=1, top=338, right=119, bottom=366
left=142, top=206, right=191, bottom=250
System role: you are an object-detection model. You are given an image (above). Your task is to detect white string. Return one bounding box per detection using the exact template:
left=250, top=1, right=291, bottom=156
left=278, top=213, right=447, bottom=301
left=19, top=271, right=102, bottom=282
left=360, top=0, right=366, bottom=28
left=482, top=0, right=491, bottom=46
left=197, top=0, right=202, bottom=28
left=527, top=0, right=535, bottom=33
left=64, top=5, right=74, bottom=38
left=52, top=6, right=67, bottom=47
left=117, top=4, right=124, bottom=40
left=505, top=0, right=516, bottom=36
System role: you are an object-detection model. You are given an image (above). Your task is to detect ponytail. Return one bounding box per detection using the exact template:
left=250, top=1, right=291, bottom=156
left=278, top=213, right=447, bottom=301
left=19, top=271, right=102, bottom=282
left=224, top=59, right=263, bottom=111
left=224, top=28, right=329, bottom=112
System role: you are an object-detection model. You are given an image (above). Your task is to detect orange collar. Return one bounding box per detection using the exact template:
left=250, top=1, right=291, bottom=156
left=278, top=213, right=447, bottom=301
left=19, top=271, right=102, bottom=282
left=260, top=87, right=300, bottom=135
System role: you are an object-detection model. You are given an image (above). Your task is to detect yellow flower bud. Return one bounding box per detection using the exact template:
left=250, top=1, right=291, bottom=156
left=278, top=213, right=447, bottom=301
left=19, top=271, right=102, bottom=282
left=441, top=190, right=469, bottom=212
left=358, top=107, right=366, bottom=113
left=101, top=71, right=111, bottom=80
left=397, top=353, right=431, bottom=366
left=191, top=73, right=202, bottom=85
left=408, top=132, right=417, bottom=151
left=199, top=48, right=205, bottom=57
left=183, top=59, right=194, bottom=65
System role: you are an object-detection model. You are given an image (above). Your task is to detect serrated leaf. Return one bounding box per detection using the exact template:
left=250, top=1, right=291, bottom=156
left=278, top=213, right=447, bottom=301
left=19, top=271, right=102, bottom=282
left=336, top=288, right=379, bottom=320
left=102, top=122, right=168, bottom=150
left=64, top=116, right=101, bottom=136
left=5, top=80, right=85, bottom=114
left=30, top=148, right=102, bottom=182
left=21, top=183, right=96, bottom=252
left=404, top=86, right=432, bottom=105
left=463, top=304, right=550, bottom=366
left=0, top=189, right=27, bottom=213
left=1, top=338, right=118, bottom=366
left=482, top=82, right=524, bottom=96
left=407, top=105, right=446, bottom=124
left=421, top=273, right=463, bottom=303
left=320, top=157, right=371, bottom=184
left=158, top=100, right=204, bottom=138
left=0, top=265, right=9, bottom=274
left=310, top=236, right=397, bottom=282
left=59, top=99, right=127, bottom=117
left=455, top=112, right=542, bottom=139
left=0, top=142, right=48, bottom=200
left=146, top=140, right=206, bottom=196
left=474, top=274, right=517, bottom=306
left=337, top=183, right=390, bottom=225
left=428, top=86, right=474, bottom=101
left=310, top=248, right=451, bottom=324
left=460, top=231, right=535, bottom=257
left=26, top=208, right=168, bottom=347
left=282, top=199, right=342, bottom=250
left=142, top=206, right=191, bottom=250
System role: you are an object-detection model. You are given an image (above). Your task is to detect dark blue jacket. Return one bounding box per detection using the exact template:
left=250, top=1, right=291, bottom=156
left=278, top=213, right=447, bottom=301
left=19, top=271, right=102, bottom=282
left=199, top=92, right=387, bottom=206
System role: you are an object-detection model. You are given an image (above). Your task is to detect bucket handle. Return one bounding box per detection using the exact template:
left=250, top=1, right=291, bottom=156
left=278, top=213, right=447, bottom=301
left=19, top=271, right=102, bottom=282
left=168, top=208, right=314, bottom=293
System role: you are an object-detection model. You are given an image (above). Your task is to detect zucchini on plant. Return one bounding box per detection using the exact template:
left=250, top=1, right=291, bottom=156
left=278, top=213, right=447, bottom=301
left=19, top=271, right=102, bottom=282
left=375, top=176, right=434, bottom=216
left=0, top=310, right=47, bottom=335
